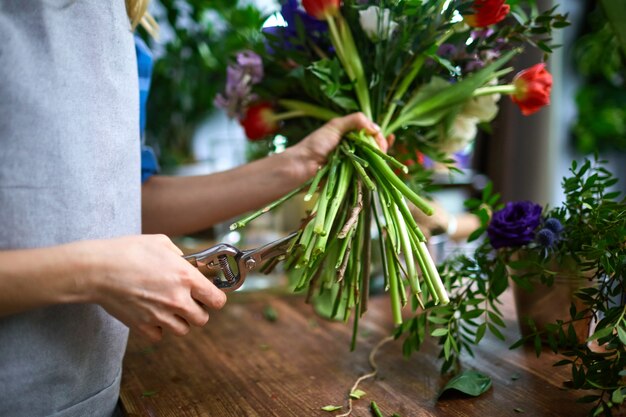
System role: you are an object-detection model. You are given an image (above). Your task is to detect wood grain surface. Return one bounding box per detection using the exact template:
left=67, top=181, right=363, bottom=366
left=120, top=288, right=621, bottom=417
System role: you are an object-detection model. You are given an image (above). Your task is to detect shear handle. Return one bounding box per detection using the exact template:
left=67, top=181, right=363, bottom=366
left=183, top=244, right=242, bottom=291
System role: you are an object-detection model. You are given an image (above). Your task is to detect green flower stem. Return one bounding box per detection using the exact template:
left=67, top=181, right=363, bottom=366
left=362, top=147, right=434, bottom=216
left=304, top=165, right=329, bottom=202
left=386, top=236, right=403, bottom=326
left=371, top=198, right=390, bottom=291
left=347, top=132, right=407, bottom=173
left=384, top=182, right=427, bottom=242
left=376, top=187, right=399, bottom=252
left=277, top=99, right=339, bottom=121
left=380, top=54, right=426, bottom=133
left=340, top=142, right=369, bottom=167
left=342, top=148, right=376, bottom=191
left=335, top=226, right=354, bottom=269
left=416, top=241, right=449, bottom=305
left=230, top=181, right=310, bottom=230
left=392, top=205, right=421, bottom=296
left=313, top=158, right=337, bottom=236
left=371, top=401, right=384, bottom=417
left=410, top=232, right=438, bottom=305
left=315, top=163, right=352, bottom=254
left=271, top=110, right=307, bottom=122
left=472, top=84, right=517, bottom=97
left=360, top=191, right=372, bottom=316
left=326, top=15, right=372, bottom=119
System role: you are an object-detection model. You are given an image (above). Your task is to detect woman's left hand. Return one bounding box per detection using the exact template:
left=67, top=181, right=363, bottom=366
left=285, top=112, right=390, bottom=183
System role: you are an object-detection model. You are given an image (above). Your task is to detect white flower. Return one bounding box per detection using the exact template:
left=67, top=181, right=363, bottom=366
left=462, top=79, right=501, bottom=122
left=358, top=6, right=398, bottom=41
left=463, top=92, right=501, bottom=122
left=438, top=115, right=479, bottom=154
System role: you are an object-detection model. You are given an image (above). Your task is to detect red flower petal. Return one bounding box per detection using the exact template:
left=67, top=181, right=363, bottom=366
left=464, top=0, right=510, bottom=28
left=240, top=102, right=279, bottom=141
left=302, top=0, right=340, bottom=20
left=510, top=63, right=553, bottom=116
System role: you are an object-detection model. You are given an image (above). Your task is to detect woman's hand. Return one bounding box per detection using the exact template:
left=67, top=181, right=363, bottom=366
left=80, top=235, right=227, bottom=342
left=284, top=112, right=389, bottom=183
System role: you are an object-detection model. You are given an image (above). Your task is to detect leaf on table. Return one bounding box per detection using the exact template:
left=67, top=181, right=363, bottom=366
left=321, top=405, right=343, bottom=412
left=349, top=389, right=366, bottom=399
left=262, top=305, right=278, bottom=322
left=438, top=370, right=492, bottom=399
left=514, top=408, right=525, bottom=413
left=142, top=390, right=158, bottom=398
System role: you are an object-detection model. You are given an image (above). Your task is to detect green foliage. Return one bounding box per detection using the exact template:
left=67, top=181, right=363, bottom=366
left=572, top=3, right=626, bottom=154
left=438, top=370, right=492, bottom=398
left=140, top=1, right=266, bottom=167
left=396, top=156, right=626, bottom=416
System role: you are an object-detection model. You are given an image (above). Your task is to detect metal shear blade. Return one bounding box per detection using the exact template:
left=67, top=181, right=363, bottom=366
left=183, top=231, right=297, bottom=292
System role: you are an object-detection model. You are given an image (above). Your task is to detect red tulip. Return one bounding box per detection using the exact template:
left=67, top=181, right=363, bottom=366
left=510, top=63, right=553, bottom=116
left=464, top=0, right=510, bottom=28
left=240, top=102, right=279, bottom=140
left=302, top=0, right=340, bottom=20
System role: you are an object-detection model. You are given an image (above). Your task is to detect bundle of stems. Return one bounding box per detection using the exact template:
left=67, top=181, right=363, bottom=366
left=231, top=128, right=449, bottom=344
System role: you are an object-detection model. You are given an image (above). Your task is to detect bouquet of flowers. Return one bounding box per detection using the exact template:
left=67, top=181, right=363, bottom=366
left=216, top=0, right=566, bottom=340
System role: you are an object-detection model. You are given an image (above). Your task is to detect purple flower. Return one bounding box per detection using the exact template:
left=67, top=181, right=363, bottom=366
left=536, top=228, right=557, bottom=248
left=543, top=218, right=564, bottom=235
left=487, top=201, right=542, bottom=249
left=214, top=51, right=264, bottom=118
left=263, top=0, right=328, bottom=53
left=438, top=43, right=457, bottom=57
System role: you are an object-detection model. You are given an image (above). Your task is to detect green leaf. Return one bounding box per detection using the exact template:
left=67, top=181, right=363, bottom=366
left=438, top=370, right=492, bottom=398
left=349, top=389, right=366, bottom=399
left=475, top=323, right=487, bottom=344
left=612, top=388, right=625, bottom=405
left=142, top=390, right=158, bottom=398
left=587, top=325, right=614, bottom=342
left=262, top=305, right=278, bottom=322
left=321, top=405, right=343, bottom=412
left=514, top=408, right=525, bottom=413
left=431, top=328, right=449, bottom=337
left=617, top=326, right=626, bottom=346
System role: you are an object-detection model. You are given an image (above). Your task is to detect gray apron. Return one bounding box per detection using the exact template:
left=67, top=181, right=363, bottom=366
left=0, top=1, right=140, bottom=415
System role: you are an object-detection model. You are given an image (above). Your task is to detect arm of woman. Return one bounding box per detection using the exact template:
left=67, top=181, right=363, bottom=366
left=0, top=235, right=226, bottom=341
left=142, top=113, right=386, bottom=236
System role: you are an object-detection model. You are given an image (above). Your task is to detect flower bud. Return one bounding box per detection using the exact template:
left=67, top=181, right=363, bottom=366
left=358, top=6, right=398, bottom=41
left=240, top=102, right=279, bottom=141
left=464, top=0, right=510, bottom=28
left=511, top=63, right=553, bottom=116
left=302, top=0, right=340, bottom=20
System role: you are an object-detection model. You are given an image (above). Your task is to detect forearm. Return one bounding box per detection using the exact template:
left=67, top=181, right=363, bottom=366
left=141, top=146, right=317, bottom=236
left=0, top=245, right=91, bottom=317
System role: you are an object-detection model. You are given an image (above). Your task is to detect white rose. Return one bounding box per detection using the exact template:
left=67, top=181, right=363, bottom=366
left=462, top=78, right=501, bottom=122
left=358, top=6, right=398, bottom=41
left=462, top=93, right=501, bottom=122
left=438, top=115, right=479, bottom=154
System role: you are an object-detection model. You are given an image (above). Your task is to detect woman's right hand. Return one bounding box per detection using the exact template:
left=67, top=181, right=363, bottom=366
left=79, top=235, right=227, bottom=342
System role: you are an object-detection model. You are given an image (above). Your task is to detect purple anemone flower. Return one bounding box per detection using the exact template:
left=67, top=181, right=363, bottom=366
left=487, top=201, right=543, bottom=249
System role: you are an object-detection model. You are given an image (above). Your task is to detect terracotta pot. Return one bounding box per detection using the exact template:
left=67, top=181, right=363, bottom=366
left=508, top=253, right=595, bottom=344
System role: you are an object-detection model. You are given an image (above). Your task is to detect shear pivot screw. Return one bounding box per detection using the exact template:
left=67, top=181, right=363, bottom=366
left=245, top=259, right=256, bottom=270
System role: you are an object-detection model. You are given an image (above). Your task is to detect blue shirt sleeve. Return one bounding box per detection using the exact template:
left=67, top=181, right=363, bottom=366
left=135, top=35, right=160, bottom=183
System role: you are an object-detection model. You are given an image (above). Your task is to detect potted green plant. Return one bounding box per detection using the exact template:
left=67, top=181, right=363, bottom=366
left=397, top=156, right=626, bottom=416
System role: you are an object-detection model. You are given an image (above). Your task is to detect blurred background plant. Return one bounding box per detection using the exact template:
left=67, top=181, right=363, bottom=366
left=137, top=0, right=267, bottom=168
left=571, top=1, right=626, bottom=155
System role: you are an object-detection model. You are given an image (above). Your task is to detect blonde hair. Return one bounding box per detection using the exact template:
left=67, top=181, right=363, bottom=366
left=125, top=0, right=159, bottom=38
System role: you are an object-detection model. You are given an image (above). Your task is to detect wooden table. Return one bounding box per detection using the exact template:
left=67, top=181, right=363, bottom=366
left=120, top=288, right=616, bottom=417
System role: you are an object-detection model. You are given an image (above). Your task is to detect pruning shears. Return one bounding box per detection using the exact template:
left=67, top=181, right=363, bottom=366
left=183, top=231, right=297, bottom=292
